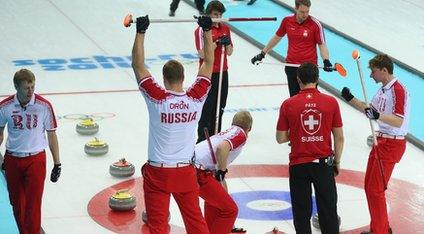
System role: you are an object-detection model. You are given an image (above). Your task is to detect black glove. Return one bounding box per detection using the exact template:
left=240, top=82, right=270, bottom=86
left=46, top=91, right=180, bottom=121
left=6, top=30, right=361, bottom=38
left=214, top=169, right=228, bottom=182
left=50, top=163, right=61, bottom=183
left=323, top=59, right=333, bottom=72
left=365, top=106, right=380, bottom=120
left=341, top=87, right=354, bottom=102
left=216, top=35, right=231, bottom=46
left=136, top=15, right=150, bottom=34
left=251, top=51, right=265, bottom=65
left=197, top=15, right=212, bottom=32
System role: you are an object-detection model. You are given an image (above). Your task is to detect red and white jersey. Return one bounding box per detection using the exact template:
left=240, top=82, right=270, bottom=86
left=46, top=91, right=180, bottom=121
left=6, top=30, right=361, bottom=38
left=195, top=23, right=232, bottom=73
left=0, top=94, right=57, bottom=155
left=195, top=125, right=247, bottom=170
left=276, top=14, right=325, bottom=65
left=371, top=78, right=410, bottom=136
left=139, top=76, right=210, bottom=164
left=277, top=88, right=343, bottom=166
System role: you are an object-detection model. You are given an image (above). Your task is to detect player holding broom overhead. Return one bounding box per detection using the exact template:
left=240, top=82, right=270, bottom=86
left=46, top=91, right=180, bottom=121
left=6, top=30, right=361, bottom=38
left=131, top=14, right=214, bottom=233
left=195, top=0, right=234, bottom=142
left=341, top=54, right=410, bottom=234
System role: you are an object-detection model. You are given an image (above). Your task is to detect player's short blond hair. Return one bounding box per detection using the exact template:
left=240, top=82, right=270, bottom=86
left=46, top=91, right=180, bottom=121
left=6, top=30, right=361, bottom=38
left=13, top=69, right=35, bottom=87
left=232, top=110, right=253, bottom=132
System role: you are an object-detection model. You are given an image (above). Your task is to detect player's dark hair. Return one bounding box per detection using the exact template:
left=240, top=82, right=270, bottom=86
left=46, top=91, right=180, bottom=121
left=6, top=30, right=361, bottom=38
left=163, top=60, right=184, bottom=84
left=295, top=0, right=311, bottom=8
left=297, top=62, right=319, bottom=85
left=369, top=54, right=394, bottom=74
left=14, top=69, right=35, bottom=87
left=206, top=0, right=226, bottom=15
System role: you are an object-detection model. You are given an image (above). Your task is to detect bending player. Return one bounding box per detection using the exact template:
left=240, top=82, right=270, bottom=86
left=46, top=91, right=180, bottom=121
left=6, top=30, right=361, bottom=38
left=131, top=15, right=214, bottom=233
left=194, top=110, right=252, bottom=234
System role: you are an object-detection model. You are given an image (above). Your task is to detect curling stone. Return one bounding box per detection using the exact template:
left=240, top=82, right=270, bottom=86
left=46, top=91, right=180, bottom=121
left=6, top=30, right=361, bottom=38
left=311, top=213, right=341, bottom=229
left=141, top=210, right=171, bottom=224
left=109, top=189, right=136, bottom=211
left=109, top=158, right=135, bottom=177
left=84, top=138, right=109, bottom=156
left=367, top=135, right=374, bottom=147
left=76, top=118, right=99, bottom=135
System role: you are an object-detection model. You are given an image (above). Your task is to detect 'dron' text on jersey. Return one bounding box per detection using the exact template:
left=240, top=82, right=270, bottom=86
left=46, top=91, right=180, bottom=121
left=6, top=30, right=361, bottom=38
left=160, top=101, right=197, bottom=123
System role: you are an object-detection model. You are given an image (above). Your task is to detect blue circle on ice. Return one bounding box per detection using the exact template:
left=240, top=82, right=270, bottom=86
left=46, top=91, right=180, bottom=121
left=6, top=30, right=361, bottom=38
left=231, top=190, right=317, bottom=220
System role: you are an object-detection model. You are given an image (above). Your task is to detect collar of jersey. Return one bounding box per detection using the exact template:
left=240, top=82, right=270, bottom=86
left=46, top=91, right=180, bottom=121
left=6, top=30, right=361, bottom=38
left=382, top=77, right=397, bottom=91
left=299, top=88, right=319, bottom=93
left=13, top=94, right=35, bottom=107
left=212, top=22, right=222, bottom=29
left=290, top=14, right=311, bottom=25
left=166, top=90, right=186, bottom=96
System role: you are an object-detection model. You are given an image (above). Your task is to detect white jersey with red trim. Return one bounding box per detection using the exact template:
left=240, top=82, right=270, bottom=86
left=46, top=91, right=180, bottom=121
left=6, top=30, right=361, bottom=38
left=195, top=125, right=247, bottom=170
left=371, top=78, right=410, bottom=136
left=139, top=76, right=210, bottom=164
left=0, top=94, right=57, bottom=155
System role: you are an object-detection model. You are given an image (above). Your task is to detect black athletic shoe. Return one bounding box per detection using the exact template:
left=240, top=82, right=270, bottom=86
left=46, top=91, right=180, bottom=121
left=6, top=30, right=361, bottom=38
left=231, top=227, right=247, bottom=233
left=247, top=0, right=257, bottom=5
left=169, top=10, right=175, bottom=17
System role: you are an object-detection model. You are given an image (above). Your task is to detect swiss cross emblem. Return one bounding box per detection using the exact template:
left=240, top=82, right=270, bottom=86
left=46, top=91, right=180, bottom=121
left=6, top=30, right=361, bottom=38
left=300, top=109, right=322, bottom=135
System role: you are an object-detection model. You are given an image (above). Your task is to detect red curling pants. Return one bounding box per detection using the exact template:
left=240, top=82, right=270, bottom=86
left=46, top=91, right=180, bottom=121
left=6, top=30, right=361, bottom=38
left=364, top=137, right=406, bottom=234
left=142, top=163, right=209, bottom=234
left=4, top=151, right=46, bottom=234
left=197, top=169, right=238, bottom=234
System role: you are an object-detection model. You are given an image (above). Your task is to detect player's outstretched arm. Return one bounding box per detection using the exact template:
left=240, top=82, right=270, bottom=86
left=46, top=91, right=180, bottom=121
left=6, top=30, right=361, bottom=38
left=131, top=15, right=151, bottom=84
left=197, top=16, right=214, bottom=79
left=341, top=87, right=367, bottom=110
left=251, top=35, right=281, bottom=64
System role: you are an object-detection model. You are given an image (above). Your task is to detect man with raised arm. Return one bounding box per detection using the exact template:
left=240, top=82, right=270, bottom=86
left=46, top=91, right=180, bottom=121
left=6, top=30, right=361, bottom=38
left=131, top=15, right=214, bottom=234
